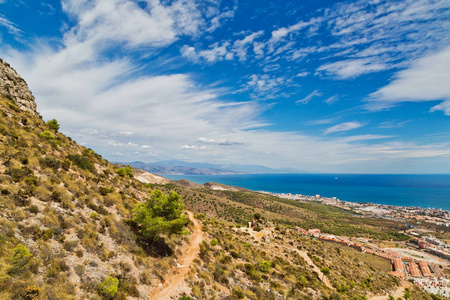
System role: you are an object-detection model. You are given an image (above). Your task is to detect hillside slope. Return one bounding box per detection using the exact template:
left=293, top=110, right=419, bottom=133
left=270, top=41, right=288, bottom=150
left=0, top=59, right=438, bottom=300
left=0, top=59, right=196, bottom=299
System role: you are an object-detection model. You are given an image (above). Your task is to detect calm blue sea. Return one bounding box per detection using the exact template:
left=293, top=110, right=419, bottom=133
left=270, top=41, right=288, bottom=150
left=165, top=174, right=450, bottom=210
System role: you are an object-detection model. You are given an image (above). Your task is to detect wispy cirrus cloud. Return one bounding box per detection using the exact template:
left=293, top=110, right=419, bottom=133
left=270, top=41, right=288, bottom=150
left=324, top=121, right=365, bottom=135
left=296, top=90, right=321, bottom=104
left=378, top=120, right=410, bottom=129
left=0, top=15, right=22, bottom=40
left=325, top=95, right=339, bottom=105
left=267, top=18, right=322, bottom=49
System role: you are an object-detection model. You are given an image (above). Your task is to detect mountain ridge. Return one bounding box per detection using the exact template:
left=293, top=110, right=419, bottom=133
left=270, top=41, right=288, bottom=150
left=123, top=160, right=302, bottom=175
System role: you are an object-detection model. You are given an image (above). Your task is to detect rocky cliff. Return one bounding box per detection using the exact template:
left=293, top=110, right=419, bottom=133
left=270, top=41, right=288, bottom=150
left=0, top=58, right=37, bottom=116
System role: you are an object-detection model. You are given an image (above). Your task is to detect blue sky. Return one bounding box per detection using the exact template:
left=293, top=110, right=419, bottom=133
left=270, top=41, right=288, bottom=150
left=1, top=0, right=450, bottom=173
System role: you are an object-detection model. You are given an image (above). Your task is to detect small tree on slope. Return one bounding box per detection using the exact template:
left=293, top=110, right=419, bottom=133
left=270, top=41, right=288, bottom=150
left=132, top=189, right=188, bottom=243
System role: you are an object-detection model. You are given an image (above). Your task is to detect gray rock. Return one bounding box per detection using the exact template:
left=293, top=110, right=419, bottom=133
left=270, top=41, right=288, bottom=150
left=0, top=59, right=38, bottom=116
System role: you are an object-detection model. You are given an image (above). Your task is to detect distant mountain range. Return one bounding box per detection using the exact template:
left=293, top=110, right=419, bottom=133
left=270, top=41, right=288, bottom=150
left=122, top=160, right=301, bottom=175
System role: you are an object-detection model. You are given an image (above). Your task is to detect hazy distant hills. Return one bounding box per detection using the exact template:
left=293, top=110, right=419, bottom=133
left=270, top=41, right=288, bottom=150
left=124, top=160, right=301, bottom=175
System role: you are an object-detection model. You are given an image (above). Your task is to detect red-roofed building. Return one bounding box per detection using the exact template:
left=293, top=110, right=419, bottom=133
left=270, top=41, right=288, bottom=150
left=408, top=262, right=421, bottom=278
left=393, top=259, right=404, bottom=273
left=418, top=261, right=432, bottom=277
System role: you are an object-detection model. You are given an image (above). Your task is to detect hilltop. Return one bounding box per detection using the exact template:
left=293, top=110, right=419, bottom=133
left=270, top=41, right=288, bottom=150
left=0, top=59, right=442, bottom=300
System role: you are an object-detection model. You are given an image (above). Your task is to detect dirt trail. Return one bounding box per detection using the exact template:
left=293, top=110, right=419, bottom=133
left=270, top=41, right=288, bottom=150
left=294, top=249, right=335, bottom=290
left=148, top=211, right=203, bottom=299
left=369, top=280, right=412, bottom=300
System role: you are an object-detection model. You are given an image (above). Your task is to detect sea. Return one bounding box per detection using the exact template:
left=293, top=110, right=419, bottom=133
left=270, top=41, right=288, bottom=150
left=165, top=174, right=450, bottom=211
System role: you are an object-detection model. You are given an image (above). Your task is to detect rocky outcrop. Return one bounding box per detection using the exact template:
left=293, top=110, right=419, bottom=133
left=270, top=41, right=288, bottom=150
left=0, top=58, right=38, bottom=116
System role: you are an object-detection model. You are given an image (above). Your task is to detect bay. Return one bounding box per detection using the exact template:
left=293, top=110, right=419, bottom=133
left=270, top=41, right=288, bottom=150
left=165, top=173, right=450, bottom=210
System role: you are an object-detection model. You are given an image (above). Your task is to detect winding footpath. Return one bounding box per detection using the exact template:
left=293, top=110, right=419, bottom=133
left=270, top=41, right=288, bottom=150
left=148, top=211, right=203, bottom=299
left=294, top=249, right=335, bottom=290
left=369, top=280, right=412, bottom=300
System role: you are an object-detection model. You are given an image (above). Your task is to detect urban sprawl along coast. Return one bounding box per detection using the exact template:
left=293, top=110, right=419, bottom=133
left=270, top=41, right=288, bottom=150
left=258, top=190, right=450, bottom=297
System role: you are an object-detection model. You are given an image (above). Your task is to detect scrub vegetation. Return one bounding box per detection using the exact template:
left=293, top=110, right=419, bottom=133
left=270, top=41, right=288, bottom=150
left=0, top=59, right=440, bottom=299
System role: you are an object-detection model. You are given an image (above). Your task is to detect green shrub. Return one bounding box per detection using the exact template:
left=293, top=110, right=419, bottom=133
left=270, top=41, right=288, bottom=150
left=46, top=119, right=60, bottom=131
left=39, top=130, right=54, bottom=140
left=321, top=267, right=330, bottom=276
left=99, top=186, right=111, bottom=196
left=67, top=154, right=95, bottom=171
left=8, top=244, right=33, bottom=275
left=39, top=156, right=61, bottom=170
left=6, top=166, right=32, bottom=182
left=259, top=261, right=271, bottom=273
left=233, top=287, right=245, bottom=299
left=337, top=283, right=349, bottom=293
left=29, top=205, right=39, bottom=214
left=116, top=165, right=133, bottom=177
left=98, top=276, right=119, bottom=299
left=210, top=238, right=218, bottom=247
left=297, top=275, right=308, bottom=287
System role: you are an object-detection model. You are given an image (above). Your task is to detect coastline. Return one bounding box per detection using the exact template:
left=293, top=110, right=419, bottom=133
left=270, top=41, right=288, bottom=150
left=165, top=173, right=450, bottom=211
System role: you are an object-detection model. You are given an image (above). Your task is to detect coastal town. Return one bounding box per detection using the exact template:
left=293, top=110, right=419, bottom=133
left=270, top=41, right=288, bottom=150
left=290, top=227, right=450, bottom=297
left=258, top=190, right=450, bottom=229
left=258, top=190, right=450, bottom=297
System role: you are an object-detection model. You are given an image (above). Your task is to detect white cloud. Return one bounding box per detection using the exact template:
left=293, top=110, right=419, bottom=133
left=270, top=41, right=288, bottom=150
left=244, top=74, right=291, bottom=99
left=232, top=30, right=264, bottom=61
left=181, top=30, right=264, bottom=63
left=308, top=118, right=336, bottom=125
left=61, top=0, right=231, bottom=51
left=197, top=137, right=243, bottom=146
left=369, top=46, right=450, bottom=114
left=207, top=9, right=235, bottom=32
left=317, top=58, right=388, bottom=79
left=0, top=15, right=22, bottom=39
left=431, top=101, right=450, bottom=115
left=337, top=135, right=394, bottom=143
left=325, top=95, right=339, bottom=105
left=181, top=145, right=206, bottom=150
left=180, top=45, right=199, bottom=62
left=2, top=0, right=450, bottom=173
left=61, top=0, right=177, bottom=48
left=296, top=90, right=322, bottom=104
left=324, top=121, right=364, bottom=135
left=114, top=131, right=134, bottom=137
left=181, top=42, right=230, bottom=63
left=319, top=0, right=450, bottom=78
left=295, top=71, right=309, bottom=77
left=378, top=120, right=410, bottom=129
left=268, top=18, right=322, bottom=46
